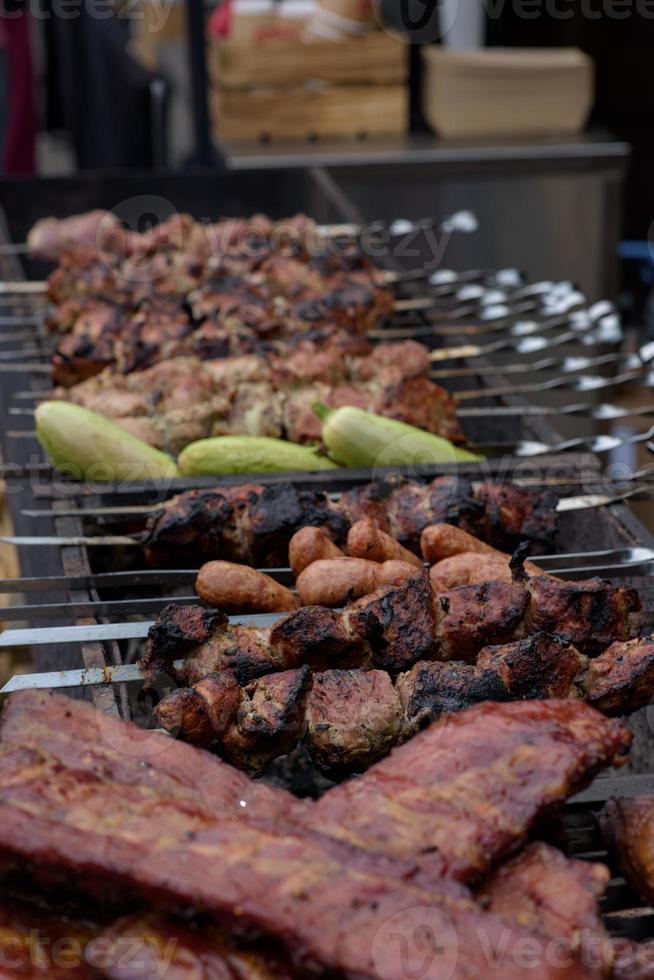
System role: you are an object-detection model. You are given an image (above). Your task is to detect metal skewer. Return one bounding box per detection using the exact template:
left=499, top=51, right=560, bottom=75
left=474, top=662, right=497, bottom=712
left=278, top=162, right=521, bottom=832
left=457, top=401, right=654, bottom=420
left=3, top=489, right=651, bottom=547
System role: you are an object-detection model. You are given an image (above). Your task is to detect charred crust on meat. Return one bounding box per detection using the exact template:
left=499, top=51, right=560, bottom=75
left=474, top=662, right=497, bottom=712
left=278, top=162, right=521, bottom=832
left=249, top=484, right=348, bottom=563
left=349, top=573, right=437, bottom=672
left=270, top=606, right=366, bottom=670
left=141, top=604, right=228, bottom=680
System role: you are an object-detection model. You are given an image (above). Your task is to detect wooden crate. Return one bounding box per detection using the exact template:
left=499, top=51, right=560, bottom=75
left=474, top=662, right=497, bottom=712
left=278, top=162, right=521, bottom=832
left=211, top=82, right=406, bottom=141
left=209, top=32, right=407, bottom=89
left=208, top=31, right=408, bottom=142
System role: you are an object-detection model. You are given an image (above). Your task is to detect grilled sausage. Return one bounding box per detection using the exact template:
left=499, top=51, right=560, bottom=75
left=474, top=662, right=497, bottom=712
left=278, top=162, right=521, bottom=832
left=289, top=526, right=345, bottom=577
left=421, top=523, right=545, bottom=577
left=347, top=518, right=423, bottom=568
left=296, top=557, right=419, bottom=607
left=430, top=554, right=514, bottom=591
left=196, top=561, right=299, bottom=614
left=378, top=560, right=424, bottom=587
left=421, top=523, right=499, bottom=563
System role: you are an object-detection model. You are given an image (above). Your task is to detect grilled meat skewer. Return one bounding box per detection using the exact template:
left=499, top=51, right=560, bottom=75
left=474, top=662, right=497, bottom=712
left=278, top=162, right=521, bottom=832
left=45, top=230, right=392, bottom=311
left=49, top=272, right=392, bottom=386
left=154, top=631, right=654, bottom=776
left=30, top=211, right=367, bottom=264
left=142, top=476, right=558, bottom=568
left=54, top=347, right=463, bottom=452
left=141, top=568, right=639, bottom=693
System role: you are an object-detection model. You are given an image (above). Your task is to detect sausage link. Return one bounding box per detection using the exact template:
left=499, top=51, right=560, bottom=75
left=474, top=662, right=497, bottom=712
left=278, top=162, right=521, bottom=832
left=429, top=554, right=514, bottom=591
left=296, top=558, right=380, bottom=608
left=289, top=526, right=345, bottom=577
left=196, top=561, right=299, bottom=614
left=296, top=557, right=420, bottom=607
left=378, top=560, right=424, bottom=587
left=421, top=523, right=547, bottom=578
left=421, top=524, right=498, bottom=564
left=347, top=518, right=423, bottom=568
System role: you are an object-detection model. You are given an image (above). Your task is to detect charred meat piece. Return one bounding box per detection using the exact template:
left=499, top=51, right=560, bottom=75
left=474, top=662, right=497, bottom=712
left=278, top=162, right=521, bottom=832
left=474, top=482, right=559, bottom=555
left=345, top=571, right=439, bottom=671
left=0, top=692, right=584, bottom=980
left=582, top=636, right=654, bottom=714
left=143, top=476, right=557, bottom=569
left=433, top=580, right=530, bottom=663
left=155, top=667, right=312, bottom=774
left=478, top=842, right=612, bottom=972
left=144, top=483, right=266, bottom=568
left=396, top=660, right=511, bottom=735
left=599, top=797, right=654, bottom=905
left=154, top=629, right=653, bottom=776
left=308, top=699, right=631, bottom=884
left=475, top=632, right=588, bottom=701
left=526, top=576, right=640, bottom=656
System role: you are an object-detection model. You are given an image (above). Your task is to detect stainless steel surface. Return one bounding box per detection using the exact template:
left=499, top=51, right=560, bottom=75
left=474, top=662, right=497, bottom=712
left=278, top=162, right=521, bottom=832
left=221, top=133, right=630, bottom=172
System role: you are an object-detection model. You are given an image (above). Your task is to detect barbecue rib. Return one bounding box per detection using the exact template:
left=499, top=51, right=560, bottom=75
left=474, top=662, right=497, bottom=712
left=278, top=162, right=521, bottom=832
left=153, top=633, right=654, bottom=776
left=0, top=691, right=615, bottom=979
left=0, top=896, right=297, bottom=979
left=478, top=842, right=613, bottom=973
left=54, top=350, right=463, bottom=452
left=305, top=698, right=630, bottom=884
left=142, top=476, right=559, bottom=568
left=599, top=797, right=654, bottom=905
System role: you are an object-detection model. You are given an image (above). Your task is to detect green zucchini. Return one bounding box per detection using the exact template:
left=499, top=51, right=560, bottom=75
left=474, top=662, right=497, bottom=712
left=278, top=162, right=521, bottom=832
left=35, top=401, right=180, bottom=481
left=178, top=436, right=339, bottom=475
left=313, top=403, right=482, bottom=468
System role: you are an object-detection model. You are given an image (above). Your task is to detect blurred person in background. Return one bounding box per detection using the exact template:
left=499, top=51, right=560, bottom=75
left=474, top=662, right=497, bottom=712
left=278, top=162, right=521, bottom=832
left=0, top=0, right=36, bottom=173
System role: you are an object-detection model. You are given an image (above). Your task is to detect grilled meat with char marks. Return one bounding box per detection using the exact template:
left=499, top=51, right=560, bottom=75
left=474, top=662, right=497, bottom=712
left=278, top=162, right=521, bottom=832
left=154, top=628, right=651, bottom=776
left=142, top=569, right=639, bottom=692
left=0, top=691, right=601, bottom=980
left=307, top=699, right=630, bottom=884
left=143, top=476, right=557, bottom=568
left=51, top=286, right=389, bottom=388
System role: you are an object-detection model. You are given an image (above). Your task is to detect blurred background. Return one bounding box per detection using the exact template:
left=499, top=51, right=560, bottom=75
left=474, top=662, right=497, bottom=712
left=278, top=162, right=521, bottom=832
left=2, top=0, right=654, bottom=323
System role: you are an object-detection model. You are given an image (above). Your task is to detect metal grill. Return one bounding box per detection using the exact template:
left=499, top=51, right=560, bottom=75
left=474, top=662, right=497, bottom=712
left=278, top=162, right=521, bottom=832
left=2, top=184, right=654, bottom=944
